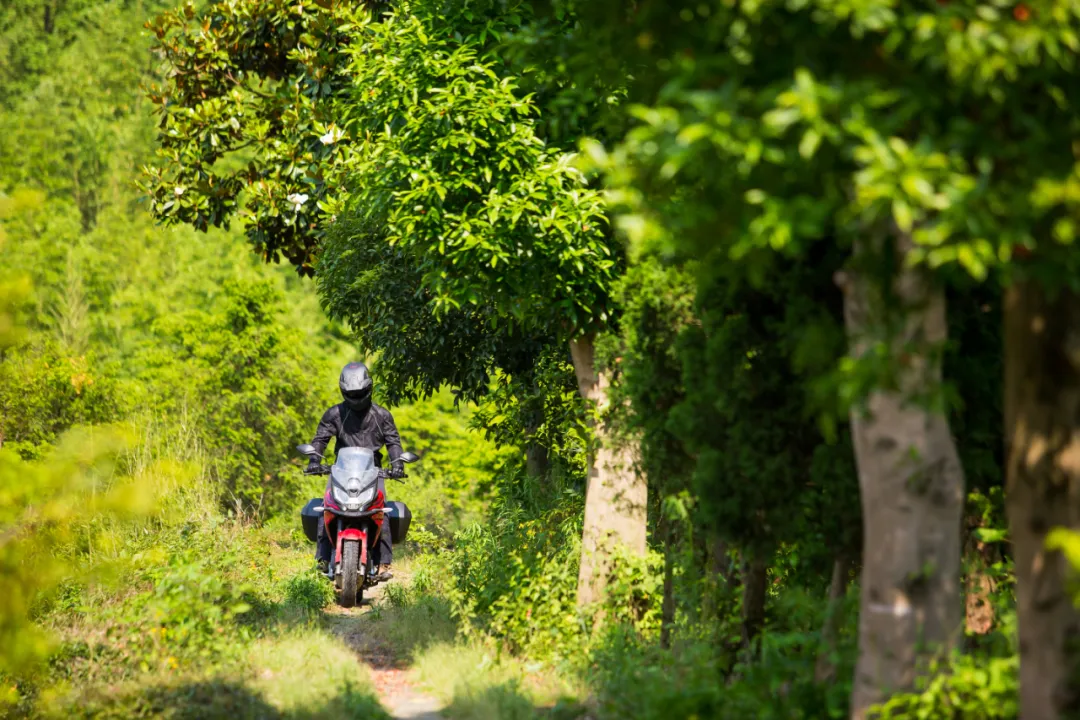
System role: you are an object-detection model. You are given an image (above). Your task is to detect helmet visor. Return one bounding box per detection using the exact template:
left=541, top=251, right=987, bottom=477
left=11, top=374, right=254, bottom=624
left=343, top=387, right=372, bottom=402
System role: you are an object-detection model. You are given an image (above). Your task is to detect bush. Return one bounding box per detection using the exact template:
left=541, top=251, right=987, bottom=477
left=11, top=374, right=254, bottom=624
left=0, top=339, right=119, bottom=460
left=872, top=652, right=1018, bottom=719
left=131, top=557, right=254, bottom=668
left=283, top=571, right=333, bottom=613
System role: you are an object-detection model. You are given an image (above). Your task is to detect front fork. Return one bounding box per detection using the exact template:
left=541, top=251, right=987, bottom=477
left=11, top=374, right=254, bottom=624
left=327, top=514, right=383, bottom=583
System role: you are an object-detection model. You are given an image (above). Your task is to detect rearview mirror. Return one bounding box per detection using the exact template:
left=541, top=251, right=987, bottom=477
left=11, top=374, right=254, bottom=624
left=399, top=451, right=419, bottom=464
left=296, top=444, right=323, bottom=459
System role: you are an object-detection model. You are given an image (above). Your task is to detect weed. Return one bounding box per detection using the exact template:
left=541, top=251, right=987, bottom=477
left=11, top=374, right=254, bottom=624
left=283, top=572, right=333, bottom=614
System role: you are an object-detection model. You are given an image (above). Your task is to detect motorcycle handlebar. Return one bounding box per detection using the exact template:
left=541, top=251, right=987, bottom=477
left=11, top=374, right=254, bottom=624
left=301, top=464, right=407, bottom=480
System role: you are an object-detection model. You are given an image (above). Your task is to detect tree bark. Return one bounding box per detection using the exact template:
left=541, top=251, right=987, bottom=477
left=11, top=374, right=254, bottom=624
left=523, top=376, right=550, bottom=478
left=702, top=534, right=732, bottom=622
left=841, top=234, right=966, bottom=719
left=525, top=442, right=549, bottom=478
left=569, top=334, right=648, bottom=608
left=816, top=552, right=852, bottom=683
left=1004, top=281, right=1080, bottom=719
left=741, top=556, right=768, bottom=651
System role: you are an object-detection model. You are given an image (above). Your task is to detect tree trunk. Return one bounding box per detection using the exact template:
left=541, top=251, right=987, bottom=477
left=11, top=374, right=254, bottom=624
left=816, top=552, right=852, bottom=683
left=661, top=518, right=676, bottom=649
left=841, top=234, right=966, bottom=719
left=702, top=534, right=732, bottom=622
left=569, top=334, right=648, bottom=608
left=741, top=556, right=768, bottom=651
left=1004, top=281, right=1080, bottom=719
left=525, top=442, right=549, bottom=478
left=524, top=378, right=550, bottom=478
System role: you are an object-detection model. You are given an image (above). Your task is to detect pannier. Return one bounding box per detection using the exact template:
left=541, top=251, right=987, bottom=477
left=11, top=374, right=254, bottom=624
left=385, top=501, right=412, bottom=544
left=300, top=497, right=322, bottom=543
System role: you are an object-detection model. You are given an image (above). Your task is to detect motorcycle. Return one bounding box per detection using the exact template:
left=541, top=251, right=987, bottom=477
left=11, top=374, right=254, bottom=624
left=296, top=443, right=418, bottom=608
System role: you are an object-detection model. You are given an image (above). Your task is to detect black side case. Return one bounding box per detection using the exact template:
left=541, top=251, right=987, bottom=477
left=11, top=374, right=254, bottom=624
left=300, top=497, right=322, bottom=543
left=385, top=501, right=412, bottom=544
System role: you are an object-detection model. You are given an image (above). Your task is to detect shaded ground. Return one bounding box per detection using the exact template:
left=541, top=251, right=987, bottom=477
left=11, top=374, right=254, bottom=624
left=324, top=576, right=446, bottom=720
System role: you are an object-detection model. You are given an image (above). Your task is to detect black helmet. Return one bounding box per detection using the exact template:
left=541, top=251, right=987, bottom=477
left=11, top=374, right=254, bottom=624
left=339, top=362, right=373, bottom=413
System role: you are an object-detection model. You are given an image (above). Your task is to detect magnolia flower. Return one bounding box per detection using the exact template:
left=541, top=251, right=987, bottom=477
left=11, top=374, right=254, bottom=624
left=287, top=193, right=309, bottom=211
left=174, top=186, right=185, bottom=197
left=320, top=126, right=344, bottom=145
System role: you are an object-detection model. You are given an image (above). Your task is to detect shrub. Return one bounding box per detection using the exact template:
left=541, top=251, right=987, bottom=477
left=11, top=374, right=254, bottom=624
left=872, top=652, right=1019, bottom=719
left=283, top=571, right=333, bottom=613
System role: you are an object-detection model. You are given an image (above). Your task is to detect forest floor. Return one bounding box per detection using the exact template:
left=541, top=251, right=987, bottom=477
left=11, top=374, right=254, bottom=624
left=325, top=575, right=446, bottom=720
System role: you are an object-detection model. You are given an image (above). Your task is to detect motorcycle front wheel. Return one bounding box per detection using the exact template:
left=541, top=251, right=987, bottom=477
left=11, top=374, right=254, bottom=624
left=340, top=539, right=361, bottom=608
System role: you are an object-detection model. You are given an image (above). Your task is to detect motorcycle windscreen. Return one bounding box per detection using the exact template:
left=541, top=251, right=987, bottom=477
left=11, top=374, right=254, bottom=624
left=334, top=446, right=376, bottom=475
left=330, top=446, right=379, bottom=508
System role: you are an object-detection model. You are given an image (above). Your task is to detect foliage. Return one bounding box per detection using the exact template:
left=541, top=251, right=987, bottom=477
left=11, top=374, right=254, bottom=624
left=389, top=386, right=516, bottom=533
left=450, top=485, right=585, bottom=660
left=282, top=571, right=333, bottom=614
left=317, top=215, right=555, bottom=404
left=660, top=249, right=860, bottom=569
left=165, top=278, right=331, bottom=515
left=143, top=0, right=357, bottom=269
left=328, top=1, right=616, bottom=336
left=601, top=257, right=697, bottom=485
left=872, top=651, right=1019, bottom=719
left=468, top=346, right=589, bottom=478
left=2, top=1, right=1055, bottom=719
left=146, top=0, right=620, bottom=336
left=0, top=427, right=158, bottom=685
left=0, top=338, right=119, bottom=459
left=127, top=555, right=255, bottom=668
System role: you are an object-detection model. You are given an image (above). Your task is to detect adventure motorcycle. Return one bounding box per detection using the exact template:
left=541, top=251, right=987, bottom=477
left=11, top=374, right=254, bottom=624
left=296, top=443, right=417, bottom=608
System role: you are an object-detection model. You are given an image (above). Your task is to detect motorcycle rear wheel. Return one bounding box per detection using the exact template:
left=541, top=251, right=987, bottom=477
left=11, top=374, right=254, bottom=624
left=340, top=540, right=360, bottom=608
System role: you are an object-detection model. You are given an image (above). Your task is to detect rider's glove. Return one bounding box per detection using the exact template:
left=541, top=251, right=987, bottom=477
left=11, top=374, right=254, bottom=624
left=390, top=460, right=405, bottom=478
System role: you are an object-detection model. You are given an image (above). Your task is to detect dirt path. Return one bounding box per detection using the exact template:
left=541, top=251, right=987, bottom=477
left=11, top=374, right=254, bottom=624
left=324, top=581, right=446, bottom=720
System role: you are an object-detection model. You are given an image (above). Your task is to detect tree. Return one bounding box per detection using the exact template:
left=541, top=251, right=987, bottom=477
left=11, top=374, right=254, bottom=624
left=552, top=0, right=1080, bottom=713
left=162, top=278, right=331, bottom=515
left=145, top=0, right=644, bottom=605
left=309, top=0, right=641, bottom=606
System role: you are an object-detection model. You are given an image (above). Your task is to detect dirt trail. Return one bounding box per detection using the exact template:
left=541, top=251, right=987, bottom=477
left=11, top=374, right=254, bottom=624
left=324, top=581, right=445, bottom=720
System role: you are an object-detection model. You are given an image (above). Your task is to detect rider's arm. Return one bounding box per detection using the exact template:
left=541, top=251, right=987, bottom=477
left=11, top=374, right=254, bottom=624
left=379, top=407, right=403, bottom=465
left=310, top=406, right=340, bottom=461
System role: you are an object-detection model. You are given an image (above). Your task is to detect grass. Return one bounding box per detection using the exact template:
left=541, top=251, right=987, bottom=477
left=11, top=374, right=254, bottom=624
left=358, top=551, right=587, bottom=720
left=13, top=441, right=578, bottom=720
left=26, top=524, right=388, bottom=720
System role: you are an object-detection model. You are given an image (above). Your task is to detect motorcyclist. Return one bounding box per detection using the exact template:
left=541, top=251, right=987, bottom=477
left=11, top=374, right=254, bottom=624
left=310, top=362, right=404, bottom=582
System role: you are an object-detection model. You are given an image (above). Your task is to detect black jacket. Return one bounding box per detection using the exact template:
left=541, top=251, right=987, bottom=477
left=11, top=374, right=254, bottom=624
left=310, top=402, right=403, bottom=467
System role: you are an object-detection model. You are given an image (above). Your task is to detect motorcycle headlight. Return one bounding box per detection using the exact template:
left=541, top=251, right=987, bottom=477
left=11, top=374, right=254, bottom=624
left=333, top=485, right=350, bottom=505
left=357, top=487, right=375, bottom=507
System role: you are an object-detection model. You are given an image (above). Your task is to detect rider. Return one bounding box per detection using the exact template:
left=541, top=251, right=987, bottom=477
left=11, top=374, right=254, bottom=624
left=310, top=362, right=404, bottom=581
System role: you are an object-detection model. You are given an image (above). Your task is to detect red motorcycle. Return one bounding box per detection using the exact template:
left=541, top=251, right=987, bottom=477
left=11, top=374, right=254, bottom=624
left=297, top=444, right=416, bottom=608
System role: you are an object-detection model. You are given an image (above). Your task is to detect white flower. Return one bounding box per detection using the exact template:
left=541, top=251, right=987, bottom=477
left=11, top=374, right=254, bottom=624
left=287, top=193, right=309, bottom=211
left=320, top=126, right=344, bottom=145
left=174, top=186, right=185, bottom=197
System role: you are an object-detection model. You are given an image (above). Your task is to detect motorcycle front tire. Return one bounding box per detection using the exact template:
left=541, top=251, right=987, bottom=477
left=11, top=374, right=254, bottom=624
left=340, top=540, right=361, bottom=608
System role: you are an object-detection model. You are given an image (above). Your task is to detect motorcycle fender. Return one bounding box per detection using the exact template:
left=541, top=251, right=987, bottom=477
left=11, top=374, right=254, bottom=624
left=335, top=528, right=368, bottom=566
